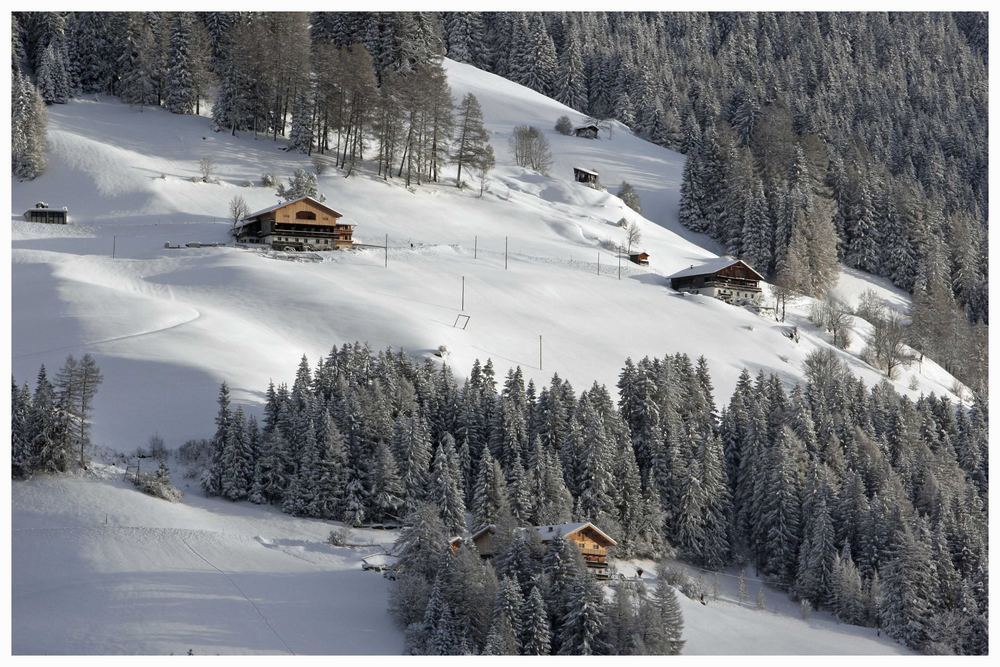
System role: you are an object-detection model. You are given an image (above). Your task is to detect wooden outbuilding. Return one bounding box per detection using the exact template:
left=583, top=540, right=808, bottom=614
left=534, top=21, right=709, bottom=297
left=573, top=167, right=600, bottom=185
left=234, top=196, right=354, bottom=251
left=450, top=525, right=499, bottom=559
left=667, top=257, right=764, bottom=305
left=573, top=124, right=599, bottom=139
left=23, top=202, right=67, bottom=224
left=629, top=251, right=650, bottom=266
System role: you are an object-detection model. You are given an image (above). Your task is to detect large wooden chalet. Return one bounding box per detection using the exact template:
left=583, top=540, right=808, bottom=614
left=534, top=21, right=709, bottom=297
left=234, top=196, right=353, bottom=251
left=536, top=522, right=617, bottom=579
left=450, top=521, right=617, bottom=579
left=667, top=257, right=764, bottom=306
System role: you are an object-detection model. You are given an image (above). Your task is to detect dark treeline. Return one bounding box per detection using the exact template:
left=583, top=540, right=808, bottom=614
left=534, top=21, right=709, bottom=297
left=199, top=342, right=986, bottom=655
left=11, top=354, right=103, bottom=478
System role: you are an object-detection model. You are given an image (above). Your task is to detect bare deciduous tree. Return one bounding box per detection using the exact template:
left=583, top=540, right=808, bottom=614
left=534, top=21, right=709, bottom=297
left=510, top=125, right=552, bottom=174
left=229, top=194, right=250, bottom=230
left=624, top=219, right=642, bottom=255
left=867, top=311, right=910, bottom=378
left=199, top=156, right=214, bottom=182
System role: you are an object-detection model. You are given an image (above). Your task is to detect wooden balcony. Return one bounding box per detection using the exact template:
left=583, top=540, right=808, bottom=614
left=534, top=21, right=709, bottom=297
left=579, top=547, right=607, bottom=557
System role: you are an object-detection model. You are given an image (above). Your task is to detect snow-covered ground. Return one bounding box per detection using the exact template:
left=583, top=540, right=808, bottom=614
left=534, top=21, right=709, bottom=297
left=12, top=463, right=402, bottom=655
left=11, top=464, right=909, bottom=655
left=10, top=60, right=963, bottom=451
left=11, top=59, right=955, bottom=655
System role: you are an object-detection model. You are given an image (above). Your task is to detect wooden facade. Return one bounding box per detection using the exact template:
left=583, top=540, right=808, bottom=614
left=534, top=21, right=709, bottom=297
left=573, top=167, right=599, bottom=185
left=23, top=206, right=67, bottom=224
left=668, top=258, right=764, bottom=306
left=574, top=124, right=599, bottom=139
left=235, top=196, right=354, bottom=251
left=536, top=523, right=617, bottom=579
left=451, top=521, right=617, bottom=578
left=629, top=252, right=650, bottom=266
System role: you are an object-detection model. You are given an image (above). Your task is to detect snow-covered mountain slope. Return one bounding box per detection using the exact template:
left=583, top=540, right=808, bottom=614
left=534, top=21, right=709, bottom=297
left=12, top=465, right=402, bottom=655
left=12, top=467, right=909, bottom=655
left=11, top=59, right=962, bottom=451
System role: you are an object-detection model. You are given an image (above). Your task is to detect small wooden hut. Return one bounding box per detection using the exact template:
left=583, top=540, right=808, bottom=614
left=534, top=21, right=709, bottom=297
left=573, top=167, right=599, bottom=185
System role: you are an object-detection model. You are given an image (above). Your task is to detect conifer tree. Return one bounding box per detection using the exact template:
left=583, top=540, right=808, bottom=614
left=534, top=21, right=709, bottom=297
left=522, top=585, right=552, bottom=655
left=165, top=13, right=196, bottom=114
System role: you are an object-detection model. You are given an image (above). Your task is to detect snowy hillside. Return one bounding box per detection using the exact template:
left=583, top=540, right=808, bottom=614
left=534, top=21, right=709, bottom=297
left=12, top=466, right=909, bottom=655
left=10, top=59, right=963, bottom=451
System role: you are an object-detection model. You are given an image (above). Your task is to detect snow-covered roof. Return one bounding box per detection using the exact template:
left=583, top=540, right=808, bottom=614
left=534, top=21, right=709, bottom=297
left=573, top=167, right=599, bottom=176
left=666, top=257, right=765, bottom=281
left=534, top=521, right=617, bottom=546
left=244, top=196, right=343, bottom=221
left=575, top=124, right=599, bottom=131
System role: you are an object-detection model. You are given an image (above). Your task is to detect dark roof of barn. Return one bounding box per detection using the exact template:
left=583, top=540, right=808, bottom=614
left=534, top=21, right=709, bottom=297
left=666, top=257, right=765, bottom=281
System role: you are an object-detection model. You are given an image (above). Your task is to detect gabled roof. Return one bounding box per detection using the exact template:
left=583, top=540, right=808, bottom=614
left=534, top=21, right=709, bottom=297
left=666, top=257, right=765, bottom=281
left=573, top=167, right=599, bottom=176
left=575, top=124, right=599, bottom=131
left=245, top=196, right=343, bottom=221
left=534, top=521, right=617, bottom=547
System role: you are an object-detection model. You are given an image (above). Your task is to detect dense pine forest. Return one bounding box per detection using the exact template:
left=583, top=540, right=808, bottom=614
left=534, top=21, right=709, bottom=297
left=131, top=341, right=984, bottom=655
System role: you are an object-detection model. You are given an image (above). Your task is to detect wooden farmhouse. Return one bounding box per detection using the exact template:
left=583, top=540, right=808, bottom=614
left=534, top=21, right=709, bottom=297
left=573, top=167, right=600, bottom=185
left=23, top=203, right=67, bottom=224
left=234, top=196, right=354, bottom=251
left=573, top=124, right=599, bottom=139
left=629, top=251, right=650, bottom=266
left=667, top=257, right=764, bottom=305
left=535, top=522, right=617, bottom=579
left=450, top=521, right=617, bottom=579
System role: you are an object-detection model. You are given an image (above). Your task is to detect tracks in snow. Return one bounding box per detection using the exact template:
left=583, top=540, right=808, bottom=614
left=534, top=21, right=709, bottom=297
left=180, top=537, right=296, bottom=656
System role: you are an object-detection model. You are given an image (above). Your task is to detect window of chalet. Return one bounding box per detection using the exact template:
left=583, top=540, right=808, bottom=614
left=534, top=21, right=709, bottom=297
left=296, top=211, right=317, bottom=220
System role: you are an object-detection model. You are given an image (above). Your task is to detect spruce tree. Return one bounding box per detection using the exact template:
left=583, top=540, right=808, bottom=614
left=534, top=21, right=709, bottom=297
left=521, top=586, right=552, bottom=655
left=165, top=13, right=196, bottom=114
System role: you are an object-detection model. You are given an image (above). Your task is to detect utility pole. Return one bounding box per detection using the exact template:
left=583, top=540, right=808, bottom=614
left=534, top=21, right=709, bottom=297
left=618, top=244, right=621, bottom=280
left=384, top=233, right=388, bottom=268
left=505, top=236, right=508, bottom=270
left=474, top=235, right=478, bottom=259
left=112, top=235, right=117, bottom=259
left=597, top=253, right=600, bottom=275
left=461, top=276, right=465, bottom=311
left=539, top=334, right=543, bottom=370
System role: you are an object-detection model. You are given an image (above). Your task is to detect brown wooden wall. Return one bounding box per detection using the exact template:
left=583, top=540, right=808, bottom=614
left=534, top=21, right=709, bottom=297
left=258, top=200, right=342, bottom=227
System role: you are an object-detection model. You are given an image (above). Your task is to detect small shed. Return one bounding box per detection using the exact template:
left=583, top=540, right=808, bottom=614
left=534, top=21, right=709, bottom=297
left=573, top=167, right=599, bottom=185
left=574, top=124, right=599, bottom=139
left=450, top=524, right=498, bottom=559
left=629, top=252, right=650, bottom=266
left=23, top=202, right=68, bottom=224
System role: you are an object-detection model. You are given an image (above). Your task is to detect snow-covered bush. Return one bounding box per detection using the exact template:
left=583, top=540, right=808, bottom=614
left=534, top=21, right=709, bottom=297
left=434, top=345, right=449, bottom=359
left=554, top=115, right=573, bottom=135
left=327, top=526, right=353, bottom=546
left=177, top=438, right=211, bottom=478
left=261, top=172, right=276, bottom=187
left=854, top=288, right=885, bottom=323
left=312, top=157, right=328, bottom=175
left=132, top=463, right=182, bottom=502
left=661, top=566, right=704, bottom=601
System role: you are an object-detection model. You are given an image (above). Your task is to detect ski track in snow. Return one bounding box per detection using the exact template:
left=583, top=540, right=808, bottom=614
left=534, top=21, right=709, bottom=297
left=13, top=307, right=203, bottom=360
left=180, top=537, right=296, bottom=656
